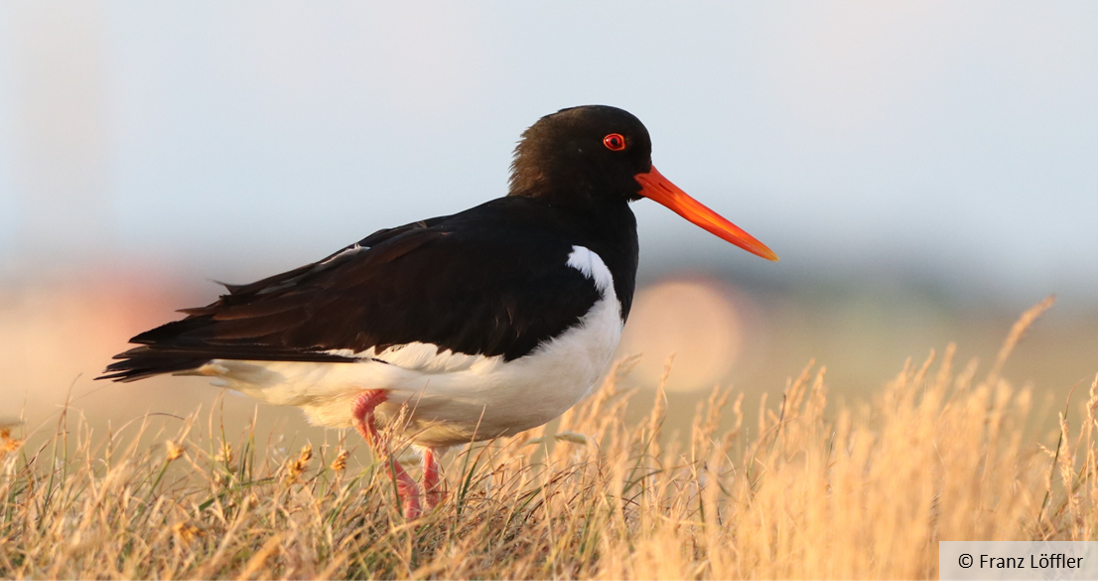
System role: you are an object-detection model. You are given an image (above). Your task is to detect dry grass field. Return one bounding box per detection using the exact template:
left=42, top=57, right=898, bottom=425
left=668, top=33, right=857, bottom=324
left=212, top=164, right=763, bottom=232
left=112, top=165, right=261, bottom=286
left=2, top=297, right=1096, bottom=579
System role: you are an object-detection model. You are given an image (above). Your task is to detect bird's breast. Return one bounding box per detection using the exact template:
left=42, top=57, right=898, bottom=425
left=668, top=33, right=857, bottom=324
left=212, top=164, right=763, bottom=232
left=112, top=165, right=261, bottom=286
left=382, top=245, right=624, bottom=445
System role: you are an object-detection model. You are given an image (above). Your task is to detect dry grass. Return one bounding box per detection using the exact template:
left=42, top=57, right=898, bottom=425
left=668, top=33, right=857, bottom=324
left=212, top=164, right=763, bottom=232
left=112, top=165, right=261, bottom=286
left=2, top=297, right=1097, bottom=579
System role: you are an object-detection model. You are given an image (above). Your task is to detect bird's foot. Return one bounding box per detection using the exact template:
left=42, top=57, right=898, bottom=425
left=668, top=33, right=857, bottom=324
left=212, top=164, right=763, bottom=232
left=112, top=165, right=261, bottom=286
left=422, top=446, right=444, bottom=511
left=389, top=458, right=422, bottom=519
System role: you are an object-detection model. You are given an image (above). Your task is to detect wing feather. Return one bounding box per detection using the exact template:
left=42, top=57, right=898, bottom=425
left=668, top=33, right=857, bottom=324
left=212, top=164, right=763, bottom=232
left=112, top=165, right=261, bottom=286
left=100, top=199, right=605, bottom=382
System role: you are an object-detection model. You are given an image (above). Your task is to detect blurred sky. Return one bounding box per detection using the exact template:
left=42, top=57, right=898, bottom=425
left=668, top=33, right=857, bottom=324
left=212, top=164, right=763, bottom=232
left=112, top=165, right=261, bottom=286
left=1, top=2, right=1097, bottom=306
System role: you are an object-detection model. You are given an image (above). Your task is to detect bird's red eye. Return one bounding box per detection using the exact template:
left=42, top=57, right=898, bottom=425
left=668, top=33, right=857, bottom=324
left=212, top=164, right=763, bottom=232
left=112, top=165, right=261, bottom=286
left=603, top=133, right=626, bottom=151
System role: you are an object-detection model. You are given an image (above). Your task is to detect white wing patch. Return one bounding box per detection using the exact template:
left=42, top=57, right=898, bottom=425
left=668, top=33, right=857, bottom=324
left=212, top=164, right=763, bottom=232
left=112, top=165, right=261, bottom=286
left=319, top=243, right=368, bottom=266
left=331, top=343, right=502, bottom=375
left=566, top=245, right=614, bottom=293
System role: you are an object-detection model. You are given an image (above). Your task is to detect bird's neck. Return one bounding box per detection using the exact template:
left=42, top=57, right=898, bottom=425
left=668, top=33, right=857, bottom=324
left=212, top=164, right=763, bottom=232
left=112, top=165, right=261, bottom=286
left=505, top=185, right=640, bottom=319
left=510, top=186, right=632, bottom=241
left=551, top=196, right=640, bottom=322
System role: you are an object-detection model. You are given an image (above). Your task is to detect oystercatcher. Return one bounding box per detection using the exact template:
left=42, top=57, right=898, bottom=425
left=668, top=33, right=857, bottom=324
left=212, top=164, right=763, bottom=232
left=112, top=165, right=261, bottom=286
left=100, top=105, right=777, bottom=518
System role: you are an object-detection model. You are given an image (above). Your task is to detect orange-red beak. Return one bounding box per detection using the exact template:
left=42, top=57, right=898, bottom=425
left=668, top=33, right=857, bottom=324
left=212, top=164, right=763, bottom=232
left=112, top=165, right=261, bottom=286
left=635, top=165, right=779, bottom=261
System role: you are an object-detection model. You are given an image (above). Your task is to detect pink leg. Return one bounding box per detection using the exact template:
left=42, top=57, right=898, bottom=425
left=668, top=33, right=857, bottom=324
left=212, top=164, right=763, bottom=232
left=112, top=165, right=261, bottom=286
left=422, top=447, right=443, bottom=510
left=387, top=458, right=422, bottom=519
left=352, top=390, right=387, bottom=446
left=351, top=390, right=422, bottom=519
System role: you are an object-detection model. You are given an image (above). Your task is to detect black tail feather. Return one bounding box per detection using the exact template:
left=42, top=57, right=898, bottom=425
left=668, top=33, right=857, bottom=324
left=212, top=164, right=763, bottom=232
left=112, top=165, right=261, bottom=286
left=98, top=346, right=214, bottom=383
left=98, top=344, right=360, bottom=383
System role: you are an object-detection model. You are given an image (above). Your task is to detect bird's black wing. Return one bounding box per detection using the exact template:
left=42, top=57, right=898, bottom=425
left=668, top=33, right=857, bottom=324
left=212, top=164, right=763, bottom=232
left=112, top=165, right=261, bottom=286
left=100, top=200, right=603, bottom=382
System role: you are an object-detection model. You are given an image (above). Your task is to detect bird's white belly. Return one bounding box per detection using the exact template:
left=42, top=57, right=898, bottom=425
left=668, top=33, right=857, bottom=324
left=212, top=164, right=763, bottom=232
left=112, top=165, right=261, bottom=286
left=196, top=245, right=623, bottom=447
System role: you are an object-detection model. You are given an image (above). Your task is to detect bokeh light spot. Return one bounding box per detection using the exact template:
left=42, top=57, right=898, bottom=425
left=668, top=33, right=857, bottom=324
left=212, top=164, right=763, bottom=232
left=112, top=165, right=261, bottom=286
left=618, top=277, right=743, bottom=392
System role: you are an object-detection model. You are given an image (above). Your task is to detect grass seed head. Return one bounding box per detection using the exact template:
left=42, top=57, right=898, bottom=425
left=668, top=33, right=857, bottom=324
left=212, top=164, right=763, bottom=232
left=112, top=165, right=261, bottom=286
left=215, top=441, right=233, bottom=465
left=165, top=440, right=185, bottom=461
left=284, top=444, right=313, bottom=482
left=0, top=426, right=22, bottom=455
left=172, top=521, right=206, bottom=544
left=330, top=449, right=349, bottom=473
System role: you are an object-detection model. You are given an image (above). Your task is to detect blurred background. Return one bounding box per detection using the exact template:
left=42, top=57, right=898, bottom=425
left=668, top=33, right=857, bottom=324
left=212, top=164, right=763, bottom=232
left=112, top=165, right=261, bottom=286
left=1, top=2, right=1096, bottom=440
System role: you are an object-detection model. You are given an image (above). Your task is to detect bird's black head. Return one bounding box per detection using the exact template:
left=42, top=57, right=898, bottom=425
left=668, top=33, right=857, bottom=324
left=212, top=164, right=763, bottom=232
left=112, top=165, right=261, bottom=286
left=508, top=105, right=652, bottom=205
left=509, top=105, right=780, bottom=262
